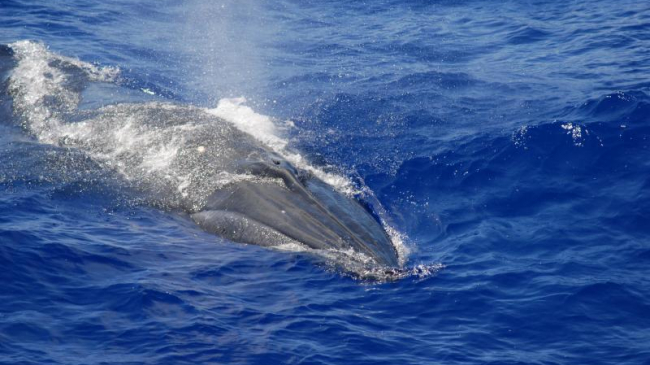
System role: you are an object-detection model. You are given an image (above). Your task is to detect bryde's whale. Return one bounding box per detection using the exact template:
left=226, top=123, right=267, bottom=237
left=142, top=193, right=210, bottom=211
left=3, top=40, right=402, bottom=271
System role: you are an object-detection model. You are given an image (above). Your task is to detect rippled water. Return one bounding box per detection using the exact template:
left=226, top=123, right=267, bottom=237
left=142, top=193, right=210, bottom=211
left=1, top=1, right=650, bottom=364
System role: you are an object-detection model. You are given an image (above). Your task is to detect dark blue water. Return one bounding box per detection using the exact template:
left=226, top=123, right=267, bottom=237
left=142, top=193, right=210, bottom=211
left=2, top=0, right=650, bottom=364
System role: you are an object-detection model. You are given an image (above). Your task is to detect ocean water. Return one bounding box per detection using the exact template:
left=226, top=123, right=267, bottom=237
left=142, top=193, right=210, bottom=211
left=1, top=0, right=649, bottom=364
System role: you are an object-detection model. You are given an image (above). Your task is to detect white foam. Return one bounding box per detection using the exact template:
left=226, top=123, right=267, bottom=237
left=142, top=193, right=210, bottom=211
left=384, top=224, right=410, bottom=267
left=8, top=41, right=198, bottom=205
left=8, top=40, right=119, bottom=143
left=561, top=122, right=585, bottom=147
left=208, top=97, right=286, bottom=150
left=207, top=98, right=358, bottom=195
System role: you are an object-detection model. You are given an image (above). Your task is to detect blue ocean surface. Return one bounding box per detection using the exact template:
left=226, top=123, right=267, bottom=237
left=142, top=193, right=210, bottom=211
left=1, top=0, right=650, bottom=364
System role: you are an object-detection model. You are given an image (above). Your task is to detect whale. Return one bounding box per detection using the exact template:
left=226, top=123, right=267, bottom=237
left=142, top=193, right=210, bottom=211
left=2, top=40, right=401, bottom=270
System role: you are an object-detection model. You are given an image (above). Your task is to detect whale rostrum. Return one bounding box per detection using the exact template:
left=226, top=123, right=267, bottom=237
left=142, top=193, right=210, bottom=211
left=192, top=158, right=400, bottom=267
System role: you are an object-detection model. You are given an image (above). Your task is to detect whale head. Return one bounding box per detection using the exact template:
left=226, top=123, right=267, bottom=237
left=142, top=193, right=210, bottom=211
left=191, top=159, right=399, bottom=267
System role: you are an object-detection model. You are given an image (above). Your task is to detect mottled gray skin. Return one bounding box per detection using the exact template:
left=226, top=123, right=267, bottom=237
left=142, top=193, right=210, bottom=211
left=191, top=157, right=399, bottom=267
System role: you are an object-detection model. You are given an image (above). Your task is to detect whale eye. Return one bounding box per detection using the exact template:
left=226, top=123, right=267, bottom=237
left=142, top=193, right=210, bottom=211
left=272, top=159, right=281, bottom=165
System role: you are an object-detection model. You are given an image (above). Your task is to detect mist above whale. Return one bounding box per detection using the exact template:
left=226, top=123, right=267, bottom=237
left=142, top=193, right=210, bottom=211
left=3, top=40, right=402, bottom=270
